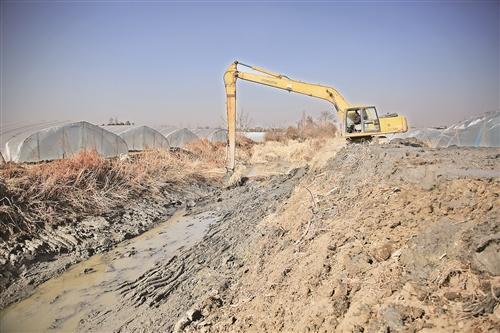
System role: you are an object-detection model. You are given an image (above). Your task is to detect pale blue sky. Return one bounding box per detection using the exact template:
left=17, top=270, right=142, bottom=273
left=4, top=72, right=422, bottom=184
left=1, top=1, right=499, bottom=128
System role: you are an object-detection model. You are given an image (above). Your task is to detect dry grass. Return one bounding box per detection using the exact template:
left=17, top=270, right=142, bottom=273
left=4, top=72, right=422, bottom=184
left=0, top=145, right=230, bottom=240
left=184, top=139, right=226, bottom=167
left=250, top=138, right=339, bottom=166
left=184, top=136, right=254, bottom=167
left=265, top=121, right=337, bottom=143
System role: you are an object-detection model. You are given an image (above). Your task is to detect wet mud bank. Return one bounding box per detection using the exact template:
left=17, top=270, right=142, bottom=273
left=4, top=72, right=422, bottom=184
left=0, top=166, right=307, bottom=332
left=0, top=181, right=215, bottom=309
left=0, top=209, right=219, bottom=332
left=76, top=167, right=307, bottom=332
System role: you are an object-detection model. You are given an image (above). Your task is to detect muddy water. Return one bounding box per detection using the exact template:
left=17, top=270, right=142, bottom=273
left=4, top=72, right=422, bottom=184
left=0, top=210, right=218, bottom=333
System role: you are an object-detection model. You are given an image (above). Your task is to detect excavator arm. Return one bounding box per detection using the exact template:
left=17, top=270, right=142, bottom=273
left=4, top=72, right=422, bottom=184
left=224, top=61, right=351, bottom=169
left=226, top=62, right=351, bottom=112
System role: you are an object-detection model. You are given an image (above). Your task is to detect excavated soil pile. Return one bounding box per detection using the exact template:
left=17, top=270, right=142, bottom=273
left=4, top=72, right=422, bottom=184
left=183, top=144, right=499, bottom=332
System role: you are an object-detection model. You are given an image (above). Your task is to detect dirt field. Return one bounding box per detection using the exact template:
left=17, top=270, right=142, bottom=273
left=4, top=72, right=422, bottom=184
left=1, top=139, right=499, bottom=332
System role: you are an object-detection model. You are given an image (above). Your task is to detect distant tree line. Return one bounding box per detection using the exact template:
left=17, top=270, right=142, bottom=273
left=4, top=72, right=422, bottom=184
left=102, top=118, right=134, bottom=126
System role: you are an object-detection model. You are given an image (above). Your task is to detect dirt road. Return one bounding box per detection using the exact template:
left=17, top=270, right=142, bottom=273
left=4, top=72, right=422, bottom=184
left=1, top=139, right=499, bottom=332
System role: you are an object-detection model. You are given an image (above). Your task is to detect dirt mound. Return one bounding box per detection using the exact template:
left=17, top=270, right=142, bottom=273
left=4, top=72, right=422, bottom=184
left=182, top=144, right=499, bottom=332
left=390, top=137, right=428, bottom=147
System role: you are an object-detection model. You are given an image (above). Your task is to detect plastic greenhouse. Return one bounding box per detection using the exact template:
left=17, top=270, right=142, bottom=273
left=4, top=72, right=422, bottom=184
left=390, top=111, right=499, bottom=148
left=389, top=128, right=444, bottom=147
left=193, top=128, right=227, bottom=143
left=2, top=121, right=128, bottom=163
left=434, top=111, right=499, bottom=148
left=158, top=128, right=199, bottom=148
left=102, top=125, right=169, bottom=151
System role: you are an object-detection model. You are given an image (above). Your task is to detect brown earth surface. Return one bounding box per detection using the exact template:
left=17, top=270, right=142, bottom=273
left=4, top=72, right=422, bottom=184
left=1, top=139, right=499, bottom=332
left=190, top=143, right=499, bottom=333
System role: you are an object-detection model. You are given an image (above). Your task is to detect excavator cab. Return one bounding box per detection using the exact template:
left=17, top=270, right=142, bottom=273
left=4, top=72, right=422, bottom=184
left=345, top=106, right=381, bottom=134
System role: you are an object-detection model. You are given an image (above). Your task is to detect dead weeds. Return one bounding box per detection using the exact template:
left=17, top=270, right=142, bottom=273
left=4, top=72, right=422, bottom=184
left=265, top=117, right=337, bottom=143
left=0, top=143, right=235, bottom=239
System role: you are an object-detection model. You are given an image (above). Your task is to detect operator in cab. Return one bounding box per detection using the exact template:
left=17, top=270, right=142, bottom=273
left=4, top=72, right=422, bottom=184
left=347, top=110, right=362, bottom=133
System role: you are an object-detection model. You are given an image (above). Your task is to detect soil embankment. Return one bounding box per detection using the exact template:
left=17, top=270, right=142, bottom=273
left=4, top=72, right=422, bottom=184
left=193, top=144, right=499, bottom=332
left=80, top=142, right=499, bottom=332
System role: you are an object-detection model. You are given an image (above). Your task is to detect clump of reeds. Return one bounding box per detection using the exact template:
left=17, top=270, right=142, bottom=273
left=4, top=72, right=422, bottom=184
left=0, top=144, right=229, bottom=240
left=184, top=136, right=254, bottom=167
left=184, top=139, right=227, bottom=167
left=265, top=115, right=337, bottom=142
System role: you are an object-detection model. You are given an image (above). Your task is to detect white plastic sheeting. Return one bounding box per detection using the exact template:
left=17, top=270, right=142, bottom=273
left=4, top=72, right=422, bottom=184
left=1, top=121, right=69, bottom=158
left=3, top=121, right=128, bottom=163
left=240, top=131, right=266, bottom=143
left=155, top=125, right=178, bottom=136
left=389, top=128, right=444, bottom=147
left=192, top=128, right=212, bottom=140
left=209, top=129, right=227, bottom=143
left=102, top=125, right=169, bottom=151
left=193, top=128, right=227, bottom=143
left=161, top=128, right=199, bottom=148
left=390, top=111, right=499, bottom=148
left=434, top=111, right=499, bottom=148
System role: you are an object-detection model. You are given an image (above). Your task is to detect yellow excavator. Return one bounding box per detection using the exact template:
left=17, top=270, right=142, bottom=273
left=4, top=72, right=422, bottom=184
left=224, top=61, right=408, bottom=169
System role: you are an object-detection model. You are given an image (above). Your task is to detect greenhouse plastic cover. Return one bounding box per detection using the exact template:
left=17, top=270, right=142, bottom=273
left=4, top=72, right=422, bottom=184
left=434, top=111, right=499, bottom=148
left=155, top=125, right=178, bottom=136
left=1, top=120, right=71, bottom=160
left=388, top=128, right=444, bottom=147
left=193, top=128, right=227, bottom=143
left=3, top=121, right=128, bottom=163
left=1, top=121, right=69, bottom=155
left=391, top=111, right=499, bottom=148
left=102, top=125, right=169, bottom=151
left=160, top=128, right=199, bottom=148
left=240, top=131, right=266, bottom=142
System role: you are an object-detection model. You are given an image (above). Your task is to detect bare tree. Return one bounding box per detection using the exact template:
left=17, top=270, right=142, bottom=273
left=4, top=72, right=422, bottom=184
left=318, top=110, right=335, bottom=124
left=298, top=111, right=314, bottom=130
left=217, top=108, right=253, bottom=130
left=237, top=108, right=253, bottom=130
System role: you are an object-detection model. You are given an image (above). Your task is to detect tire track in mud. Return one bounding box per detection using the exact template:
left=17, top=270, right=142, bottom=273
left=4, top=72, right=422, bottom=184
left=118, top=254, right=186, bottom=307
left=78, top=167, right=307, bottom=332
left=0, top=182, right=212, bottom=310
